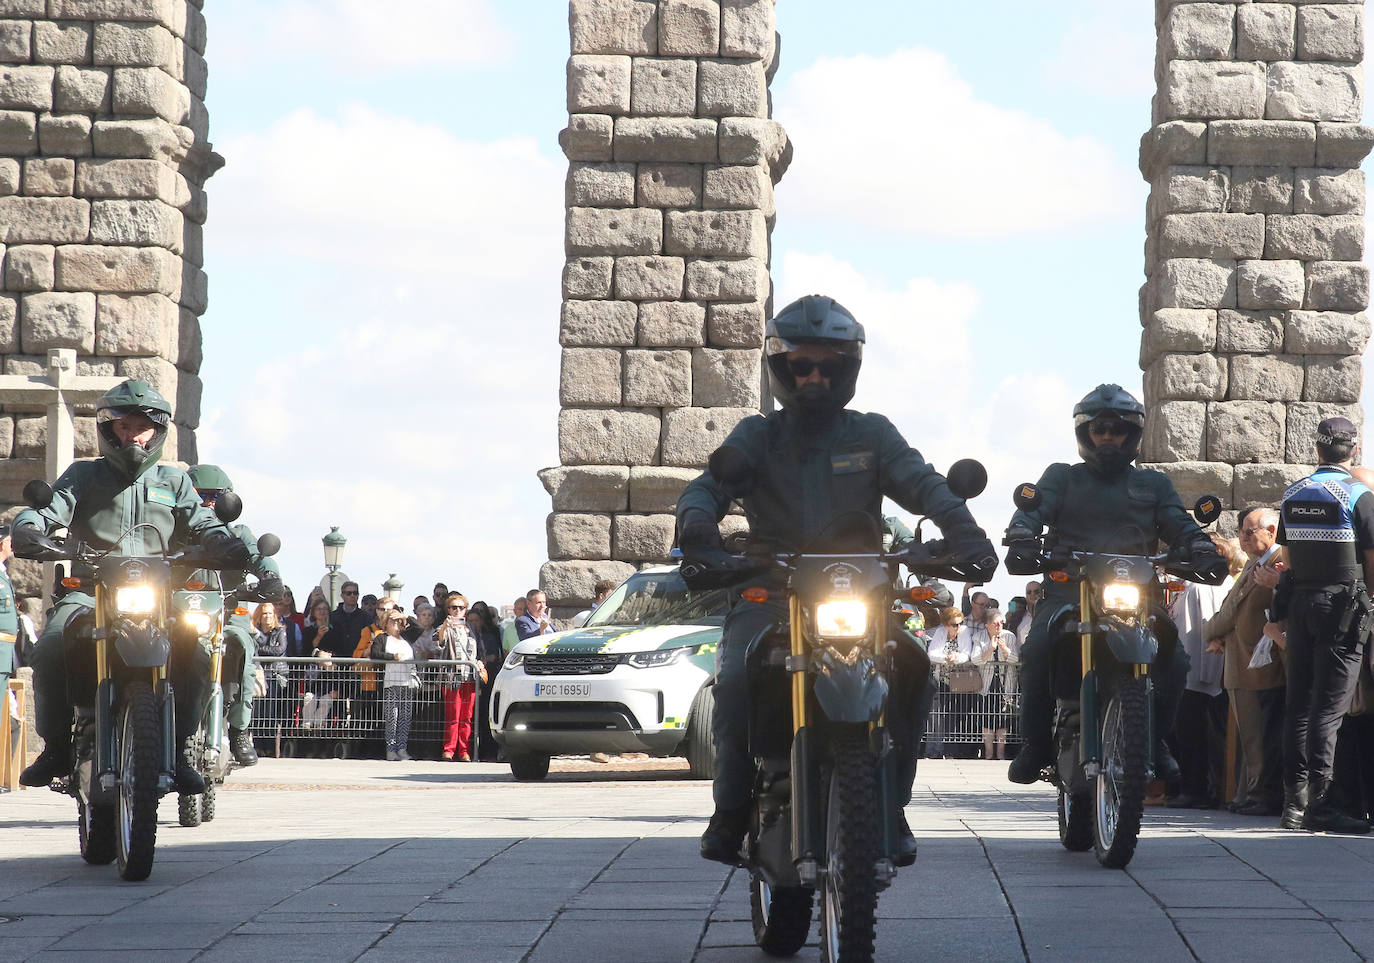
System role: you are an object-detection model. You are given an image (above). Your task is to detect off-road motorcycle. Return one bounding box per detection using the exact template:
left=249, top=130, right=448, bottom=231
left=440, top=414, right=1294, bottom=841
left=682, top=453, right=996, bottom=962
left=1005, top=483, right=1222, bottom=868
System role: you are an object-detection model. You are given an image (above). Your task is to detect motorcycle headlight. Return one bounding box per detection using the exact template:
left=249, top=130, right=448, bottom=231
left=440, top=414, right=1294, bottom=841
left=627, top=646, right=696, bottom=669
left=182, top=611, right=213, bottom=635
left=115, top=584, right=157, bottom=616
left=504, top=651, right=526, bottom=669
left=1101, top=583, right=1140, bottom=614
left=815, top=600, right=868, bottom=639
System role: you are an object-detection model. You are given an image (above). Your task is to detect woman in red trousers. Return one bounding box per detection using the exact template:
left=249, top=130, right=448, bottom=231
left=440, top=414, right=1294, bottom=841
left=436, top=592, right=485, bottom=761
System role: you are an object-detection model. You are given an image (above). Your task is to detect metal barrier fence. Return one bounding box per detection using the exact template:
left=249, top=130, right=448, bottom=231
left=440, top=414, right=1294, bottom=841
left=923, top=661, right=1021, bottom=755
left=247, top=657, right=485, bottom=760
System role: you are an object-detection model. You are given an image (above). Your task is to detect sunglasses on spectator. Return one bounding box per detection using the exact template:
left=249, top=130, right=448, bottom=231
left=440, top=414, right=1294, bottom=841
left=448, top=604, right=467, bottom=611
left=787, top=358, right=843, bottom=378
left=342, top=590, right=358, bottom=596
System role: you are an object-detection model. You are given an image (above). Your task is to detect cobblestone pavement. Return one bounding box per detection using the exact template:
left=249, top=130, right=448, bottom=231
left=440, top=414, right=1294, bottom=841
left=4, top=757, right=1374, bottom=961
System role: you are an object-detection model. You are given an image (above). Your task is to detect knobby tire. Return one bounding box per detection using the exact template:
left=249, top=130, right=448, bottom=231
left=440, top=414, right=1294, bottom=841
left=1094, top=676, right=1149, bottom=869
left=821, top=731, right=880, bottom=963
left=116, top=681, right=161, bottom=881
left=1057, top=790, right=1092, bottom=852
left=78, top=799, right=117, bottom=865
left=750, top=872, right=813, bottom=957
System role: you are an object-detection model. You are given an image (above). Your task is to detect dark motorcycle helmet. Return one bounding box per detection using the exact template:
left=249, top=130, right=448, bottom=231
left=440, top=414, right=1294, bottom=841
left=1073, top=383, right=1145, bottom=477
left=187, top=463, right=233, bottom=497
left=96, top=379, right=172, bottom=481
left=765, top=295, right=865, bottom=415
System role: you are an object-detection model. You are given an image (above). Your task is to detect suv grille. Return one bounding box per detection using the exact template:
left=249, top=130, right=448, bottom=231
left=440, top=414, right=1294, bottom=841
left=525, top=653, right=620, bottom=676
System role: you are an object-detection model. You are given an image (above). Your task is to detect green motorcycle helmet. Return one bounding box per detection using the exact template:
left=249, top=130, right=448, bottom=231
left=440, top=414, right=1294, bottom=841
left=96, top=379, right=172, bottom=481
left=187, top=463, right=233, bottom=497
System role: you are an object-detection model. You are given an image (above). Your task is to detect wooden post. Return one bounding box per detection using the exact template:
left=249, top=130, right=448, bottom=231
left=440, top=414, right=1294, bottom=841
left=2, top=677, right=26, bottom=791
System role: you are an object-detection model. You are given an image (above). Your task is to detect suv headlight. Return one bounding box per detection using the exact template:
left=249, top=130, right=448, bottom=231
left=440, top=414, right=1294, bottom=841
left=182, top=611, right=213, bottom=635
left=504, top=651, right=526, bottom=669
left=815, top=600, right=867, bottom=639
left=627, top=646, right=696, bottom=669
left=115, top=585, right=157, bottom=615
left=1101, top=583, right=1140, bottom=614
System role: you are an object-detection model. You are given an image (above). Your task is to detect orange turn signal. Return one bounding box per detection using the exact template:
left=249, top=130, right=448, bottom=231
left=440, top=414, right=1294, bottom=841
left=741, top=586, right=770, bottom=603
left=910, top=586, right=937, bottom=602
left=234, top=606, right=249, bottom=616
left=1048, top=570, right=1069, bottom=583
left=1165, top=578, right=1186, bottom=592
left=185, top=578, right=206, bottom=591
left=61, top=576, right=82, bottom=589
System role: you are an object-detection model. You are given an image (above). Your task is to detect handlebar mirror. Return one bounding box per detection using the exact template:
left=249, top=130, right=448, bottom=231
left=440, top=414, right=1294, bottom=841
left=708, top=445, right=754, bottom=497
left=1012, top=482, right=1041, bottom=512
left=214, top=491, right=243, bottom=523
left=255, top=533, right=281, bottom=558
left=945, top=459, right=987, bottom=500
left=23, top=479, right=53, bottom=510
left=1193, top=494, right=1222, bottom=525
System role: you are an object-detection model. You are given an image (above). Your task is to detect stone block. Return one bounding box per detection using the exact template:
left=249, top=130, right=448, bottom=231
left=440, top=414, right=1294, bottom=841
left=1266, top=213, right=1363, bottom=260
left=560, top=299, right=637, bottom=346
left=1157, top=166, right=1228, bottom=213
left=33, top=21, right=90, bottom=65
left=54, top=244, right=179, bottom=295
left=629, top=466, right=701, bottom=512
left=0, top=65, right=52, bottom=110
left=1234, top=463, right=1313, bottom=506
left=569, top=0, right=658, bottom=55
left=1303, top=354, right=1361, bottom=401
left=567, top=163, right=635, bottom=209
left=562, top=256, right=613, bottom=299
left=1206, top=401, right=1286, bottom=462
left=638, top=300, right=705, bottom=347
left=21, top=290, right=95, bottom=352
left=623, top=348, right=692, bottom=407
left=567, top=54, right=631, bottom=114
left=90, top=198, right=182, bottom=250
left=665, top=209, right=767, bottom=258
left=658, top=0, right=719, bottom=57
left=37, top=112, right=91, bottom=155
left=94, top=292, right=174, bottom=356
left=1267, top=62, right=1361, bottom=122
left=1287, top=401, right=1362, bottom=462
left=540, top=560, right=638, bottom=607
left=116, top=355, right=175, bottom=401
left=547, top=513, right=612, bottom=561
left=0, top=415, right=10, bottom=456
left=612, top=513, right=676, bottom=561
left=3, top=243, right=52, bottom=290
left=698, top=58, right=766, bottom=117
left=0, top=20, right=29, bottom=63
left=48, top=0, right=173, bottom=19
left=692, top=347, right=759, bottom=407
left=560, top=347, right=622, bottom=406
left=559, top=113, right=614, bottom=161
left=1208, top=121, right=1316, bottom=167
left=1140, top=400, right=1207, bottom=462
left=1316, top=122, right=1374, bottom=166
left=1294, top=167, right=1364, bottom=214
left=1145, top=352, right=1228, bottom=400
left=721, top=0, right=774, bottom=59
left=0, top=156, right=16, bottom=193
left=0, top=195, right=86, bottom=242
left=565, top=206, right=662, bottom=256
left=1304, top=260, right=1368, bottom=310
left=557, top=407, right=661, bottom=465
left=1216, top=309, right=1286, bottom=353
left=0, top=292, right=16, bottom=351
left=11, top=413, right=43, bottom=457
left=1228, top=352, right=1304, bottom=400
left=176, top=307, right=201, bottom=374
left=1237, top=3, right=1296, bottom=61
left=0, top=107, right=34, bottom=153
left=685, top=257, right=767, bottom=301
left=1296, top=5, right=1362, bottom=62
left=91, top=117, right=180, bottom=159
left=661, top=406, right=757, bottom=467
left=613, top=255, right=685, bottom=300
left=75, top=157, right=174, bottom=200
left=614, top=116, right=718, bottom=163
left=630, top=57, right=696, bottom=116
left=1139, top=121, right=1207, bottom=177
left=707, top=301, right=765, bottom=347
left=1158, top=212, right=1264, bottom=259
left=635, top=163, right=702, bottom=209
left=1236, top=259, right=1304, bottom=309
left=112, top=66, right=188, bottom=121
left=1142, top=461, right=1234, bottom=507
left=718, top=117, right=789, bottom=169
left=705, top=164, right=772, bottom=212
left=539, top=465, right=631, bottom=512
left=1141, top=309, right=1216, bottom=366
left=93, top=21, right=171, bottom=67
left=1155, top=258, right=1236, bottom=308
left=1163, top=3, right=1235, bottom=59
left=1164, top=61, right=1265, bottom=119
left=1284, top=310, right=1370, bottom=353
left=54, top=65, right=107, bottom=112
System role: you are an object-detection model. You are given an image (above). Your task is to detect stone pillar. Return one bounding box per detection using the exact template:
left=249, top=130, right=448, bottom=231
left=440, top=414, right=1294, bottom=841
left=1140, top=1, right=1373, bottom=529
left=0, top=0, right=217, bottom=511
left=540, top=0, right=789, bottom=618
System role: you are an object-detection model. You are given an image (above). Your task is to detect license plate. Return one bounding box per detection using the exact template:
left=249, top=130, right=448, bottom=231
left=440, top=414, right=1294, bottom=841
left=533, top=682, right=590, bottom=697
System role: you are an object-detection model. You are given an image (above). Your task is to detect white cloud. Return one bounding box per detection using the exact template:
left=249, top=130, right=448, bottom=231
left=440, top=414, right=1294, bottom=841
left=1041, top=11, right=1155, bottom=100
left=774, top=48, right=1139, bottom=238
left=216, top=0, right=516, bottom=71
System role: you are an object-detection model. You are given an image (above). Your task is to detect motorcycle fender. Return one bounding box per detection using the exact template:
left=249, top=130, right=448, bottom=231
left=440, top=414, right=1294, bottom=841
left=1103, top=622, right=1158, bottom=666
left=114, top=625, right=171, bottom=668
left=813, top=650, right=888, bottom=724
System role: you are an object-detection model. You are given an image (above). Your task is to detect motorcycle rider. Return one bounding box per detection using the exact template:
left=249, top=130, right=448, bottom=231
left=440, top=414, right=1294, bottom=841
left=1003, top=384, right=1228, bottom=785
left=675, top=294, right=998, bottom=865
left=14, top=379, right=248, bottom=792
left=183, top=464, right=283, bottom=768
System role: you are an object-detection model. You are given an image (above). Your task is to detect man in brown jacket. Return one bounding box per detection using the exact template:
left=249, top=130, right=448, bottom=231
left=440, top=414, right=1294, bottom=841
left=1205, top=507, right=1286, bottom=815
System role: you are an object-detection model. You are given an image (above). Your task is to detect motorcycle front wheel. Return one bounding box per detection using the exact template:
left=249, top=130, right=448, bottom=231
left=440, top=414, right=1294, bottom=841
left=750, top=872, right=813, bottom=957
left=116, top=681, right=162, bottom=881
left=820, top=731, right=880, bottom=963
left=1094, top=676, right=1149, bottom=869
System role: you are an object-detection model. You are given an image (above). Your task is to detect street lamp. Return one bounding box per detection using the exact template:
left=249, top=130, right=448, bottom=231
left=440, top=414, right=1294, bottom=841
left=382, top=573, right=404, bottom=602
left=321, top=526, right=347, bottom=609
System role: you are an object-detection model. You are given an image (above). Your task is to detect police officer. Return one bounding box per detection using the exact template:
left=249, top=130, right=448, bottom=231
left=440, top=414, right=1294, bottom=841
left=676, top=294, right=998, bottom=865
left=184, top=464, right=283, bottom=768
left=1004, top=384, right=1227, bottom=785
left=1270, top=417, right=1374, bottom=834
left=0, top=527, right=17, bottom=701
left=14, top=380, right=247, bottom=791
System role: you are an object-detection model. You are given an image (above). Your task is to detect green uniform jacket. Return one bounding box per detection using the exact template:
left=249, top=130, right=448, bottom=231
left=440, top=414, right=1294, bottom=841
left=677, top=409, right=976, bottom=551
left=0, top=564, right=16, bottom=677
left=187, top=522, right=280, bottom=595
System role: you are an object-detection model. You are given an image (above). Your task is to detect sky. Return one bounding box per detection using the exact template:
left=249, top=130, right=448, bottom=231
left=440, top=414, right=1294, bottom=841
left=194, top=0, right=1372, bottom=612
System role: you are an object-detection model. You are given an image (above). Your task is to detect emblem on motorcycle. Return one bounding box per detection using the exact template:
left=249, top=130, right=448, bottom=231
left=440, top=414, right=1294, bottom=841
left=823, top=562, right=861, bottom=597
left=125, top=564, right=144, bottom=581
left=187, top=594, right=204, bottom=610
left=1109, top=558, right=1132, bottom=581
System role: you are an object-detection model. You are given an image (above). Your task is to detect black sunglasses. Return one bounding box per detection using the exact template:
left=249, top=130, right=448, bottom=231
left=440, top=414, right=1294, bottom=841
left=787, top=358, right=844, bottom=378
left=342, top=590, right=358, bottom=596
left=448, top=604, right=467, bottom=611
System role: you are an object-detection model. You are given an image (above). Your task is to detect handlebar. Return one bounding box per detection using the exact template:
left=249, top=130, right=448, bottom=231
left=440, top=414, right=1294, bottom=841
left=680, top=546, right=994, bottom=591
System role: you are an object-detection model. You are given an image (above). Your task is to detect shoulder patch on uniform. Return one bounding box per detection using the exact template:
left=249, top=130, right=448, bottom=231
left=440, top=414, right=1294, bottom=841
left=147, top=486, right=176, bottom=507
left=832, top=450, right=875, bottom=474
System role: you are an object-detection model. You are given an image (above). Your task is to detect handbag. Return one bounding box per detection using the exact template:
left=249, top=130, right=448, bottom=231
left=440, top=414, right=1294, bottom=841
left=252, top=665, right=268, bottom=700
left=947, top=662, right=982, bottom=694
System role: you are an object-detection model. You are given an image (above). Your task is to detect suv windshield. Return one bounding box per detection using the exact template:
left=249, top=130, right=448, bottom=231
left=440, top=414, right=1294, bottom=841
left=586, top=569, right=730, bottom=627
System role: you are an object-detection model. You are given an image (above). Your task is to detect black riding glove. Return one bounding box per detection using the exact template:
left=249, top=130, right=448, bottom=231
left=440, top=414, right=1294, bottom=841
left=678, top=509, right=724, bottom=560
left=1003, top=541, right=1042, bottom=576
left=942, top=522, right=999, bottom=583
left=202, top=529, right=251, bottom=567
left=11, top=523, right=65, bottom=561
left=252, top=574, right=284, bottom=603
left=1189, top=539, right=1228, bottom=585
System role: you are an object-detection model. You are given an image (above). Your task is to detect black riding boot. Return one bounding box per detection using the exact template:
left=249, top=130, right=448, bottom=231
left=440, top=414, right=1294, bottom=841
left=1279, top=780, right=1309, bottom=830
left=700, top=804, right=749, bottom=865
left=175, top=737, right=206, bottom=795
left=1303, top=776, right=1371, bottom=835
left=229, top=727, right=258, bottom=767
left=19, top=742, right=70, bottom=787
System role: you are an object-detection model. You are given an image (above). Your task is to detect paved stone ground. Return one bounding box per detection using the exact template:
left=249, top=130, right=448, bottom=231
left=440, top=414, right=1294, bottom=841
left=3, top=757, right=1374, bottom=961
